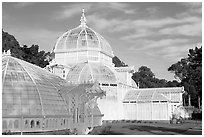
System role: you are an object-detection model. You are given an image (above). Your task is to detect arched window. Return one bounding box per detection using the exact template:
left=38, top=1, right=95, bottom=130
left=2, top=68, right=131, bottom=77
left=14, top=120, right=19, bottom=129
left=3, top=120, right=7, bottom=129
left=79, top=95, right=86, bottom=123
left=24, top=120, right=29, bottom=128
left=30, top=120, right=35, bottom=128
left=71, top=94, right=76, bottom=123
left=46, top=120, right=48, bottom=128
left=66, top=119, right=68, bottom=126
left=8, top=120, right=13, bottom=129
left=53, top=119, right=55, bottom=128
left=61, top=119, right=63, bottom=126
left=36, top=120, right=40, bottom=128
left=50, top=119, right=53, bottom=128
left=55, top=119, right=57, bottom=128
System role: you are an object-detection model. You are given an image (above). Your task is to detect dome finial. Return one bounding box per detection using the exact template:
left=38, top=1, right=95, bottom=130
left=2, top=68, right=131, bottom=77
left=80, top=8, right=86, bottom=27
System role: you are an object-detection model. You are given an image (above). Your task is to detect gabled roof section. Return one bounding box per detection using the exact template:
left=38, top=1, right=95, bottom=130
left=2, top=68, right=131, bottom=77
left=124, top=87, right=184, bottom=102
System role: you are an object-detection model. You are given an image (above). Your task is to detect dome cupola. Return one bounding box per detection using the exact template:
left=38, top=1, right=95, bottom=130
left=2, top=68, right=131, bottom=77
left=52, top=9, right=114, bottom=66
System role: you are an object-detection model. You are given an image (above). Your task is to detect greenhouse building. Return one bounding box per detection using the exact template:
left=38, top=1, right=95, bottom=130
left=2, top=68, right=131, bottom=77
left=2, top=52, right=104, bottom=134
left=2, top=9, right=187, bottom=134
left=48, top=9, right=138, bottom=121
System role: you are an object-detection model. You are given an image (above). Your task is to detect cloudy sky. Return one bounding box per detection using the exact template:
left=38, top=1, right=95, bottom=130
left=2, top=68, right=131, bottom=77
left=2, top=2, right=202, bottom=80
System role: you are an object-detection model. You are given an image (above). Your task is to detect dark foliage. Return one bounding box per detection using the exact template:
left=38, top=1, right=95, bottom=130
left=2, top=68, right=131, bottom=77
left=132, top=66, right=180, bottom=88
left=168, top=46, right=202, bottom=107
left=113, top=56, right=128, bottom=67
left=2, top=30, right=51, bottom=68
left=192, top=113, right=202, bottom=120
left=2, top=30, right=24, bottom=59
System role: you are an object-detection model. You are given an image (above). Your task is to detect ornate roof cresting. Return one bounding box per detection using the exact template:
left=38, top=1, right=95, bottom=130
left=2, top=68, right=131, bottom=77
left=2, top=49, right=11, bottom=56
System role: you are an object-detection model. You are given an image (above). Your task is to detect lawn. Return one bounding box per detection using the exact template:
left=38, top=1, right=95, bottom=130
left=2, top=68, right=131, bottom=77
left=89, top=120, right=202, bottom=135
left=3, top=120, right=202, bottom=135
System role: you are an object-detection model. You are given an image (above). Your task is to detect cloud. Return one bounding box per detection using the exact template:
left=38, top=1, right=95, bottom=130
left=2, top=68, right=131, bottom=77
left=107, top=2, right=137, bottom=14
left=127, top=38, right=198, bottom=62
left=159, top=22, right=202, bottom=36
left=55, top=2, right=137, bottom=20
left=131, top=16, right=200, bottom=29
left=14, top=2, right=36, bottom=8
left=89, top=12, right=201, bottom=31
left=121, top=29, right=153, bottom=40
left=159, top=44, right=196, bottom=62
left=4, top=27, right=63, bottom=52
left=146, top=7, right=158, bottom=14
left=119, top=16, right=201, bottom=42
left=55, top=3, right=93, bottom=19
left=87, top=14, right=121, bottom=31
left=128, top=38, right=190, bottom=51
left=53, top=2, right=201, bottom=41
left=180, top=2, right=202, bottom=8
left=179, top=2, right=202, bottom=14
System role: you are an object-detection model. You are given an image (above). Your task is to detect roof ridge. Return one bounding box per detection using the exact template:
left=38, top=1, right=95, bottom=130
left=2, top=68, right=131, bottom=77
left=130, top=87, right=183, bottom=90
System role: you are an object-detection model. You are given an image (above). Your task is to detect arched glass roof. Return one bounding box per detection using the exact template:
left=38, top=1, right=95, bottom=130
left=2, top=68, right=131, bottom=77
left=52, top=10, right=113, bottom=57
left=66, top=62, right=117, bottom=83
left=59, top=82, right=105, bottom=101
left=123, top=87, right=184, bottom=102
left=131, top=79, right=138, bottom=88
left=2, top=55, right=69, bottom=117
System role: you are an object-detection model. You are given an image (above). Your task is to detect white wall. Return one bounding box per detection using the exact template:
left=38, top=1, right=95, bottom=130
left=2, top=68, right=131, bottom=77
left=123, top=102, right=171, bottom=121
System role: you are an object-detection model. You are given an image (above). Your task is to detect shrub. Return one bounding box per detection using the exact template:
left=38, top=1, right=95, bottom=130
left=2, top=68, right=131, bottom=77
left=192, top=113, right=202, bottom=120
left=2, top=130, right=12, bottom=135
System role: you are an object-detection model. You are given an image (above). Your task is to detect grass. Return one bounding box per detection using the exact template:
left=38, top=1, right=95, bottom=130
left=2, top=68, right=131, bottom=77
left=89, top=120, right=202, bottom=135
left=2, top=120, right=202, bottom=135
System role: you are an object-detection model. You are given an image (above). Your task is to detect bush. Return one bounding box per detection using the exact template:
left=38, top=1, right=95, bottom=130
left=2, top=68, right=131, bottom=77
left=121, top=120, right=125, bottom=123
left=192, top=113, right=202, bottom=120
left=2, top=130, right=12, bottom=135
left=137, top=120, right=142, bottom=123
left=88, top=126, right=111, bottom=135
left=126, top=120, right=131, bottom=123
left=131, top=120, right=137, bottom=123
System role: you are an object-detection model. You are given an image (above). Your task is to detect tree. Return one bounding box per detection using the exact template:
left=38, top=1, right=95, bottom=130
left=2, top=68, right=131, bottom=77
left=21, top=44, right=50, bottom=68
left=2, top=30, right=25, bottom=59
left=168, top=46, right=202, bottom=107
left=2, top=30, right=51, bottom=68
left=132, top=66, right=180, bottom=88
left=137, top=66, right=155, bottom=78
left=165, top=80, right=180, bottom=87
left=168, top=58, right=189, bottom=81
left=112, top=56, right=128, bottom=67
left=133, top=66, right=162, bottom=88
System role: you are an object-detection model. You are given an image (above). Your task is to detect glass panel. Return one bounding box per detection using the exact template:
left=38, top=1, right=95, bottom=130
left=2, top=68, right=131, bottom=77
left=67, top=35, right=78, bottom=49
left=2, top=56, right=69, bottom=117
left=79, top=65, right=92, bottom=82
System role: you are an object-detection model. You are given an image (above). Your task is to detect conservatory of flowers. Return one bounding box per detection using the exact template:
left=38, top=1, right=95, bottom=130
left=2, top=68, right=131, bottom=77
left=2, top=9, right=185, bottom=134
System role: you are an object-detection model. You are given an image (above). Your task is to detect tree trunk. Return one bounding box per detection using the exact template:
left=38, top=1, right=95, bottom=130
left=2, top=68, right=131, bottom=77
left=198, top=96, right=200, bottom=109
left=188, top=95, right=191, bottom=106
left=183, top=95, right=186, bottom=106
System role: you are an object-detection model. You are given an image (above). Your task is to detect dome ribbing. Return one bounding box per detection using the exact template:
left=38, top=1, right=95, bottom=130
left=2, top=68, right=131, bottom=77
left=52, top=9, right=113, bottom=58
left=2, top=55, right=68, bottom=117
left=66, top=62, right=117, bottom=83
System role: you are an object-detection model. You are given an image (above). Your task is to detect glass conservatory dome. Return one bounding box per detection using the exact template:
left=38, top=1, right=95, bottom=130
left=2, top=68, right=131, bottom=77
left=66, top=62, right=117, bottom=83
left=52, top=9, right=114, bottom=58
left=2, top=55, right=69, bottom=117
